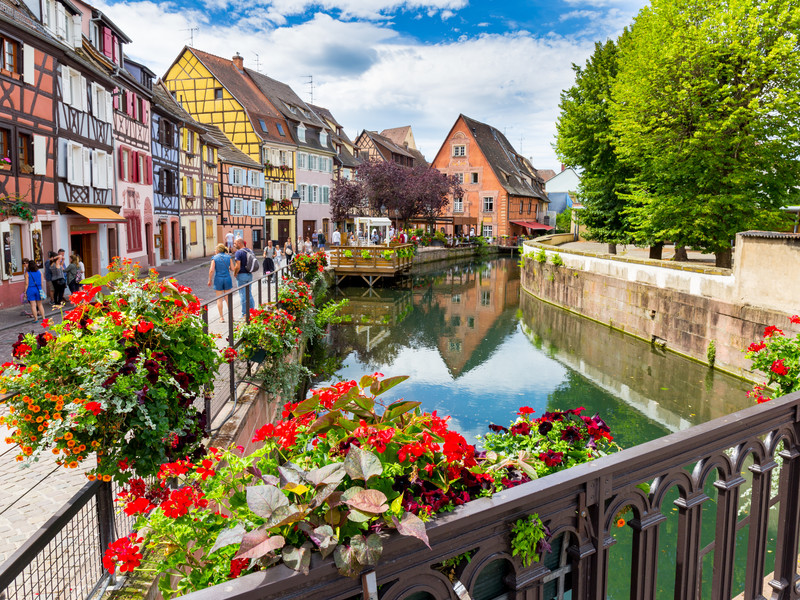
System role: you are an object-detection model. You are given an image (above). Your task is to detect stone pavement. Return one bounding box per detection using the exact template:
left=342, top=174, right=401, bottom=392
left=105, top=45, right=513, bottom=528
left=0, top=254, right=285, bottom=566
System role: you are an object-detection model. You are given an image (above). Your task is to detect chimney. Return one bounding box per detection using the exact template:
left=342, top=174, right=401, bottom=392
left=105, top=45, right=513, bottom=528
left=232, top=53, right=243, bottom=70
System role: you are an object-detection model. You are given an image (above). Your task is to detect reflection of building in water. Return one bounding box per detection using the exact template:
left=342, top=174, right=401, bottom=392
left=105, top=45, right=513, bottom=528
left=417, top=261, right=520, bottom=377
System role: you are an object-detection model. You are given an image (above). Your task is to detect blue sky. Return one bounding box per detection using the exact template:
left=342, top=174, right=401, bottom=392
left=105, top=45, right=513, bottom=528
left=98, top=0, right=646, bottom=169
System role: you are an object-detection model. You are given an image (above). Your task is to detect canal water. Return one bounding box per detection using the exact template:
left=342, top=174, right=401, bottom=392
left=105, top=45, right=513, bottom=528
left=315, top=255, right=765, bottom=599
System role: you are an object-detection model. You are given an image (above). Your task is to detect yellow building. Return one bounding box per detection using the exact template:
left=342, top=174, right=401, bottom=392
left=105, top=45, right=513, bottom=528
left=163, top=47, right=297, bottom=247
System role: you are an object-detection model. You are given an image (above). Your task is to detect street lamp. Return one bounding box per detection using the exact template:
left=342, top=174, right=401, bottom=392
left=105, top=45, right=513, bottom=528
left=291, top=190, right=301, bottom=248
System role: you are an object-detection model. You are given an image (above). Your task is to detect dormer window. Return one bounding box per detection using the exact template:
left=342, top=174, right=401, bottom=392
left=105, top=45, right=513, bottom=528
left=297, top=124, right=306, bottom=143
left=283, top=101, right=296, bottom=114
left=320, top=131, right=328, bottom=147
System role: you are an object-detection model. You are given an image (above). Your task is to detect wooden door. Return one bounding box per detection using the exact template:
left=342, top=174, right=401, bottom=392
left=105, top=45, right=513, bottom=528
left=159, top=223, right=168, bottom=260
left=278, top=219, right=290, bottom=246
left=303, top=220, right=315, bottom=243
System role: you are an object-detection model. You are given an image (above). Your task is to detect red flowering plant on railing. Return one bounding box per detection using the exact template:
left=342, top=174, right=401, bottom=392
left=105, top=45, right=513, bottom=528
left=291, top=250, right=328, bottom=283
left=234, top=306, right=300, bottom=361
left=0, top=258, right=225, bottom=482
left=103, top=374, right=618, bottom=598
left=745, top=315, right=800, bottom=403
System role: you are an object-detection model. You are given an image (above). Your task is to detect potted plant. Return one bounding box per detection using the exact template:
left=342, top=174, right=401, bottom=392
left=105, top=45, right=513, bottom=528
left=234, top=306, right=300, bottom=365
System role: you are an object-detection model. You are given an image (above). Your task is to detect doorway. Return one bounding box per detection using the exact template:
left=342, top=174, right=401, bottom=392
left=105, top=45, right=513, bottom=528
left=181, top=227, right=187, bottom=262
left=107, top=227, right=118, bottom=266
left=145, top=222, right=154, bottom=266
left=303, top=220, right=315, bottom=244
left=70, top=233, right=97, bottom=279
left=278, top=219, right=290, bottom=247
left=159, top=222, right=168, bottom=260
left=172, top=221, right=180, bottom=262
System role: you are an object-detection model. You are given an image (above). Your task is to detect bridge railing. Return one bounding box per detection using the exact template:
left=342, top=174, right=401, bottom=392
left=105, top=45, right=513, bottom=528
left=175, top=390, right=800, bottom=600
left=329, top=244, right=414, bottom=272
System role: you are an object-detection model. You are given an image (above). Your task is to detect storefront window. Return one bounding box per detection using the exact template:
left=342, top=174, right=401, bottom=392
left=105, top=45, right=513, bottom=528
left=8, top=224, right=23, bottom=275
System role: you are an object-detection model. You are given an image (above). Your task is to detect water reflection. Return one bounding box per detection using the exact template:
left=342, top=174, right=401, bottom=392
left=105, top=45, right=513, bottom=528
left=319, top=256, right=753, bottom=449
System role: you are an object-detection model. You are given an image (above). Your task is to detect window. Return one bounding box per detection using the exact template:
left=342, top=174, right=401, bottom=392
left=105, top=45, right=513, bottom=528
left=252, top=227, right=262, bottom=250
left=451, top=294, right=461, bottom=304
left=482, top=224, right=492, bottom=238
left=467, top=317, right=475, bottom=328
left=276, top=123, right=285, bottom=136
left=452, top=145, right=465, bottom=157
left=189, top=220, right=198, bottom=245
left=451, top=316, right=460, bottom=327
left=91, top=83, right=113, bottom=123
left=230, top=197, right=243, bottom=216
left=453, top=196, right=463, bottom=212
left=281, top=183, right=291, bottom=200
left=206, top=146, right=215, bottom=163
left=228, top=167, right=245, bottom=186
left=205, top=218, right=214, bottom=240
left=158, top=119, right=174, bottom=147
left=0, top=128, right=9, bottom=170
left=126, top=214, right=142, bottom=252
left=89, top=22, right=99, bottom=49
left=454, top=173, right=464, bottom=184
left=483, top=196, right=494, bottom=212
left=448, top=340, right=463, bottom=353
left=8, top=223, right=23, bottom=275
left=297, top=124, right=306, bottom=143
left=279, top=150, right=289, bottom=167
left=205, top=181, right=214, bottom=197
left=60, top=66, right=87, bottom=111
left=297, top=153, right=307, bottom=169
left=320, top=131, right=327, bottom=146
left=67, top=141, right=84, bottom=185
left=92, top=149, right=113, bottom=189
left=247, top=170, right=263, bottom=188
left=471, top=172, right=478, bottom=184
left=1, top=36, right=20, bottom=73
left=321, top=186, right=329, bottom=204
left=16, top=132, right=31, bottom=171
left=185, top=129, right=196, bottom=155
left=310, top=185, right=318, bottom=203
left=214, top=88, right=223, bottom=100
left=118, top=146, right=130, bottom=182
left=481, top=290, right=491, bottom=306
left=259, top=119, right=267, bottom=132
left=299, top=184, right=308, bottom=202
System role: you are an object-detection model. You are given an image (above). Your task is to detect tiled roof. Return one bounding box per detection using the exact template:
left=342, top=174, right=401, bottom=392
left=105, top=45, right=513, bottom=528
left=379, top=126, right=413, bottom=148
left=202, top=123, right=262, bottom=169
left=537, top=169, right=557, bottom=182
left=189, top=48, right=287, bottom=145
left=460, top=114, right=548, bottom=201
left=245, top=68, right=325, bottom=128
left=739, top=231, right=800, bottom=239
left=363, top=131, right=416, bottom=160
left=308, top=103, right=355, bottom=145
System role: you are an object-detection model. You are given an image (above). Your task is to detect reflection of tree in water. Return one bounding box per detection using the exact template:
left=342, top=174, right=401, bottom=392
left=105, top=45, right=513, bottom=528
left=545, top=370, right=667, bottom=450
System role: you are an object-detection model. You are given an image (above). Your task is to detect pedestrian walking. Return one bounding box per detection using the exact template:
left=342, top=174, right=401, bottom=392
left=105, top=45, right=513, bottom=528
left=233, top=238, right=256, bottom=318
left=262, top=240, right=276, bottom=282
left=318, top=229, right=326, bottom=251
left=208, top=244, right=234, bottom=322
left=25, top=260, right=44, bottom=322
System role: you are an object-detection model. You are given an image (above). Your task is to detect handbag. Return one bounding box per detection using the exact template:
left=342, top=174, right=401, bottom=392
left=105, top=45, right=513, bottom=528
left=20, top=291, right=27, bottom=304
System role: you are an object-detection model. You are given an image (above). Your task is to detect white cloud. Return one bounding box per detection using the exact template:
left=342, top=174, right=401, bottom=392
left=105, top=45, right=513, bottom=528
left=267, top=0, right=468, bottom=21
left=105, top=1, right=643, bottom=169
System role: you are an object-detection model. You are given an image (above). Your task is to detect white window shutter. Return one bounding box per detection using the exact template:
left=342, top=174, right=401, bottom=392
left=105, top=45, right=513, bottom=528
left=82, top=146, right=91, bottom=186
left=106, top=153, right=113, bottom=189
left=91, top=150, right=99, bottom=187
left=79, top=76, right=87, bottom=111
left=104, top=90, right=112, bottom=123
left=42, top=0, right=50, bottom=28
left=23, top=44, right=34, bottom=85
left=33, top=135, right=46, bottom=175
left=66, top=142, right=75, bottom=184
left=227, top=169, right=233, bottom=185
left=55, top=3, right=66, bottom=38
left=71, top=14, right=82, bottom=48
left=60, top=66, right=71, bottom=105
left=57, top=139, right=67, bottom=178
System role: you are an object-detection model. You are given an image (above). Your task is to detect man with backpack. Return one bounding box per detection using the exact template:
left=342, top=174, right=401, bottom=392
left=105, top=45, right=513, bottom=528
left=233, top=237, right=259, bottom=318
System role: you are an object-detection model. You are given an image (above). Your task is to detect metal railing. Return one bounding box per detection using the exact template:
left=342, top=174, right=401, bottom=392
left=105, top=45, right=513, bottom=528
left=174, top=390, right=800, bottom=600
left=0, top=262, right=296, bottom=600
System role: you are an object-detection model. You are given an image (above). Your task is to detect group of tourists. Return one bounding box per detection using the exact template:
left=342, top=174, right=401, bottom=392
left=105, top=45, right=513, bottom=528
left=23, top=250, right=86, bottom=322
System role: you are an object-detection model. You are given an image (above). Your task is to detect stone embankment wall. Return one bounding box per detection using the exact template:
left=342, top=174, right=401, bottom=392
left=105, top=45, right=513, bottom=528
left=413, top=245, right=499, bottom=265
left=520, top=232, right=800, bottom=381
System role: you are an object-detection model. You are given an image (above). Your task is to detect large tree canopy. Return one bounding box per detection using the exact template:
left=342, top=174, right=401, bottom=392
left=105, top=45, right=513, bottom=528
left=611, top=0, right=800, bottom=266
left=330, top=160, right=461, bottom=227
left=555, top=38, right=635, bottom=251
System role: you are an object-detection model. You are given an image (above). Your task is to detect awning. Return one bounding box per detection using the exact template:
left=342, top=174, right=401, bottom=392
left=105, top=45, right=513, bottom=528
left=509, top=220, right=553, bottom=230
left=67, top=205, right=127, bottom=223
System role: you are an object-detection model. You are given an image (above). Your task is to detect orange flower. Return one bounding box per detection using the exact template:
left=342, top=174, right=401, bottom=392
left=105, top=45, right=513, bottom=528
left=64, top=432, right=73, bottom=440
left=67, top=440, right=75, bottom=448
left=617, top=518, right=626, bottom=528
left=102, top=474, right=112, bottom=482
left=52, top=448, right=60, bottom=454
left=68, top=461, right=78, bottom=468
left=87, top=474, right=96, bottom=481
left=31, top=405, right=40, bottom=413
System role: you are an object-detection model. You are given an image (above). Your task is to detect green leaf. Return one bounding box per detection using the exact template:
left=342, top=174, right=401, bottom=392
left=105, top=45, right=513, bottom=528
left=383, top=399, right=421, bottom=422
left=333, top=543, right=361, bottom=578
left=209, top=523, right=246, bottom=555
left=278, top=462, right=307, bottom=488
left=235, top=531, right=285, bottom=560
left=352, top=393, right=374, bottom=413
left=351, top=533, right=383, bottom=566
left=369, top=375, right=409, bottom=397
left=393, top=512, right=430, bottom=549
left=346, top=509, right=372, bottom=523
left=246, top=485, right=288, bottom=519
left=343, top=445, right=382, bottom=481
left=337, top=417, right=358, bottom=432
left=359, top=374, right=375, bottom=389
left=307, top=410, right=342, bottom=435
left=344, top=489, right=389, bottom=514
left=282, top=543, right=312, bottom=575
left=292, top=396, right=319, bottom=415
left=309, top=525, right=338, bottom=559
left=306, top=462, right=346, bottom=487
left=310, top=483, right=340, bottom=510
left=263, top=504, right=303, bottom=529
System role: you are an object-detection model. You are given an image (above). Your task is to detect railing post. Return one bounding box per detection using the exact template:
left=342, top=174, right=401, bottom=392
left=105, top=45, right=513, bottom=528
left=768, top=446, right=800, bottom=600
left=673, top=491, right=707, bottom=599
left=96, top=481, right=116, bottom=582
left=711, top=471, right=745, bottom=600
left=629, top=511, right=666, bottom=600
left=743, top=458, right=777, bottom=600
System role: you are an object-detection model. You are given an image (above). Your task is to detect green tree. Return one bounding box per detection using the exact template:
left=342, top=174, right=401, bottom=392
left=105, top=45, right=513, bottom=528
left=555, top=38, right=635, bottom=254
left=611, top=0, right=799, bottom=267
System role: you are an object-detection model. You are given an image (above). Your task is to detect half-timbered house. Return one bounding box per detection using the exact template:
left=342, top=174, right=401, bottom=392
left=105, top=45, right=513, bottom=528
left=112, top=55, right=155, bottom=266
left=204, top=124, right=265, bottom=250
left=150, top=80, right=181, bottom=265
left=354, top=129, right=420, bottom=168
left=163, top=48, right=300, bottom=247
left=431, top=114, right=549, bottom=240
left=0, top=0, right=57, bottom=305
left=246, top=71, right=337, bottom=244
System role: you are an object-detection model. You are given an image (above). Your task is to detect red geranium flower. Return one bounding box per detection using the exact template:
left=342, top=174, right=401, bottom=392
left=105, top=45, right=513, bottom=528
left=748, top=341, right=766, bottom=352
left=85, top=401, right=103, bottom=416
left=790, top=315, right=800, bottom=324
left=136, top=320, right=154, bottom=333
left=764, top=325, right=784, bottom=338
left=103, top=534, right=144, bottom=574
left=771, top=359, right=789, bottom=376
left=517, top=406, right=535, bottom=415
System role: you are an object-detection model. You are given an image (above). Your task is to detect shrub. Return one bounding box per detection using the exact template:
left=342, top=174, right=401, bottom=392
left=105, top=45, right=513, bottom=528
left=745, top=315, right=800, bottom=403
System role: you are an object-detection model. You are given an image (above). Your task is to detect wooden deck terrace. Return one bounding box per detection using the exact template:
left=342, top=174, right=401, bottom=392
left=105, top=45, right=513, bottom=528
left=329, top=244, right=415, bottom=286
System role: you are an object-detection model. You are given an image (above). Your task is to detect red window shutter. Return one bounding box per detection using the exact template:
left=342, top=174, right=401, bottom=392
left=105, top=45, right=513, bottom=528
left=146, top=155, right=152, bottom=185
left=113, top=91, right=119, bottom=110
left=126, top=91, right=133, bottom=116
left=102, top=27, right=113, bottom=59
left=111, top=35, right=117, bottom=63
left=129, top=150, right=136, bottom=182
left=118, top=146, right=126, bottom=181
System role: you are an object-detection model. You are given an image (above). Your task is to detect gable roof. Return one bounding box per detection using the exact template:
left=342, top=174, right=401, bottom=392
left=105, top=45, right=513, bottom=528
left=307, top=103, right=360, bottom=168
left=245, top=68, right=325, bottom=128
left=187, top=47, right=289, bottom=146
left=459, top=114, right=547, bottom=200
left=202, top=123, right=262, bottom=169
left=360, top=130, right=417, bottom=161
left=380, top=126, right=415, bottom=149
left=536, top=169, right=557, bottom=182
